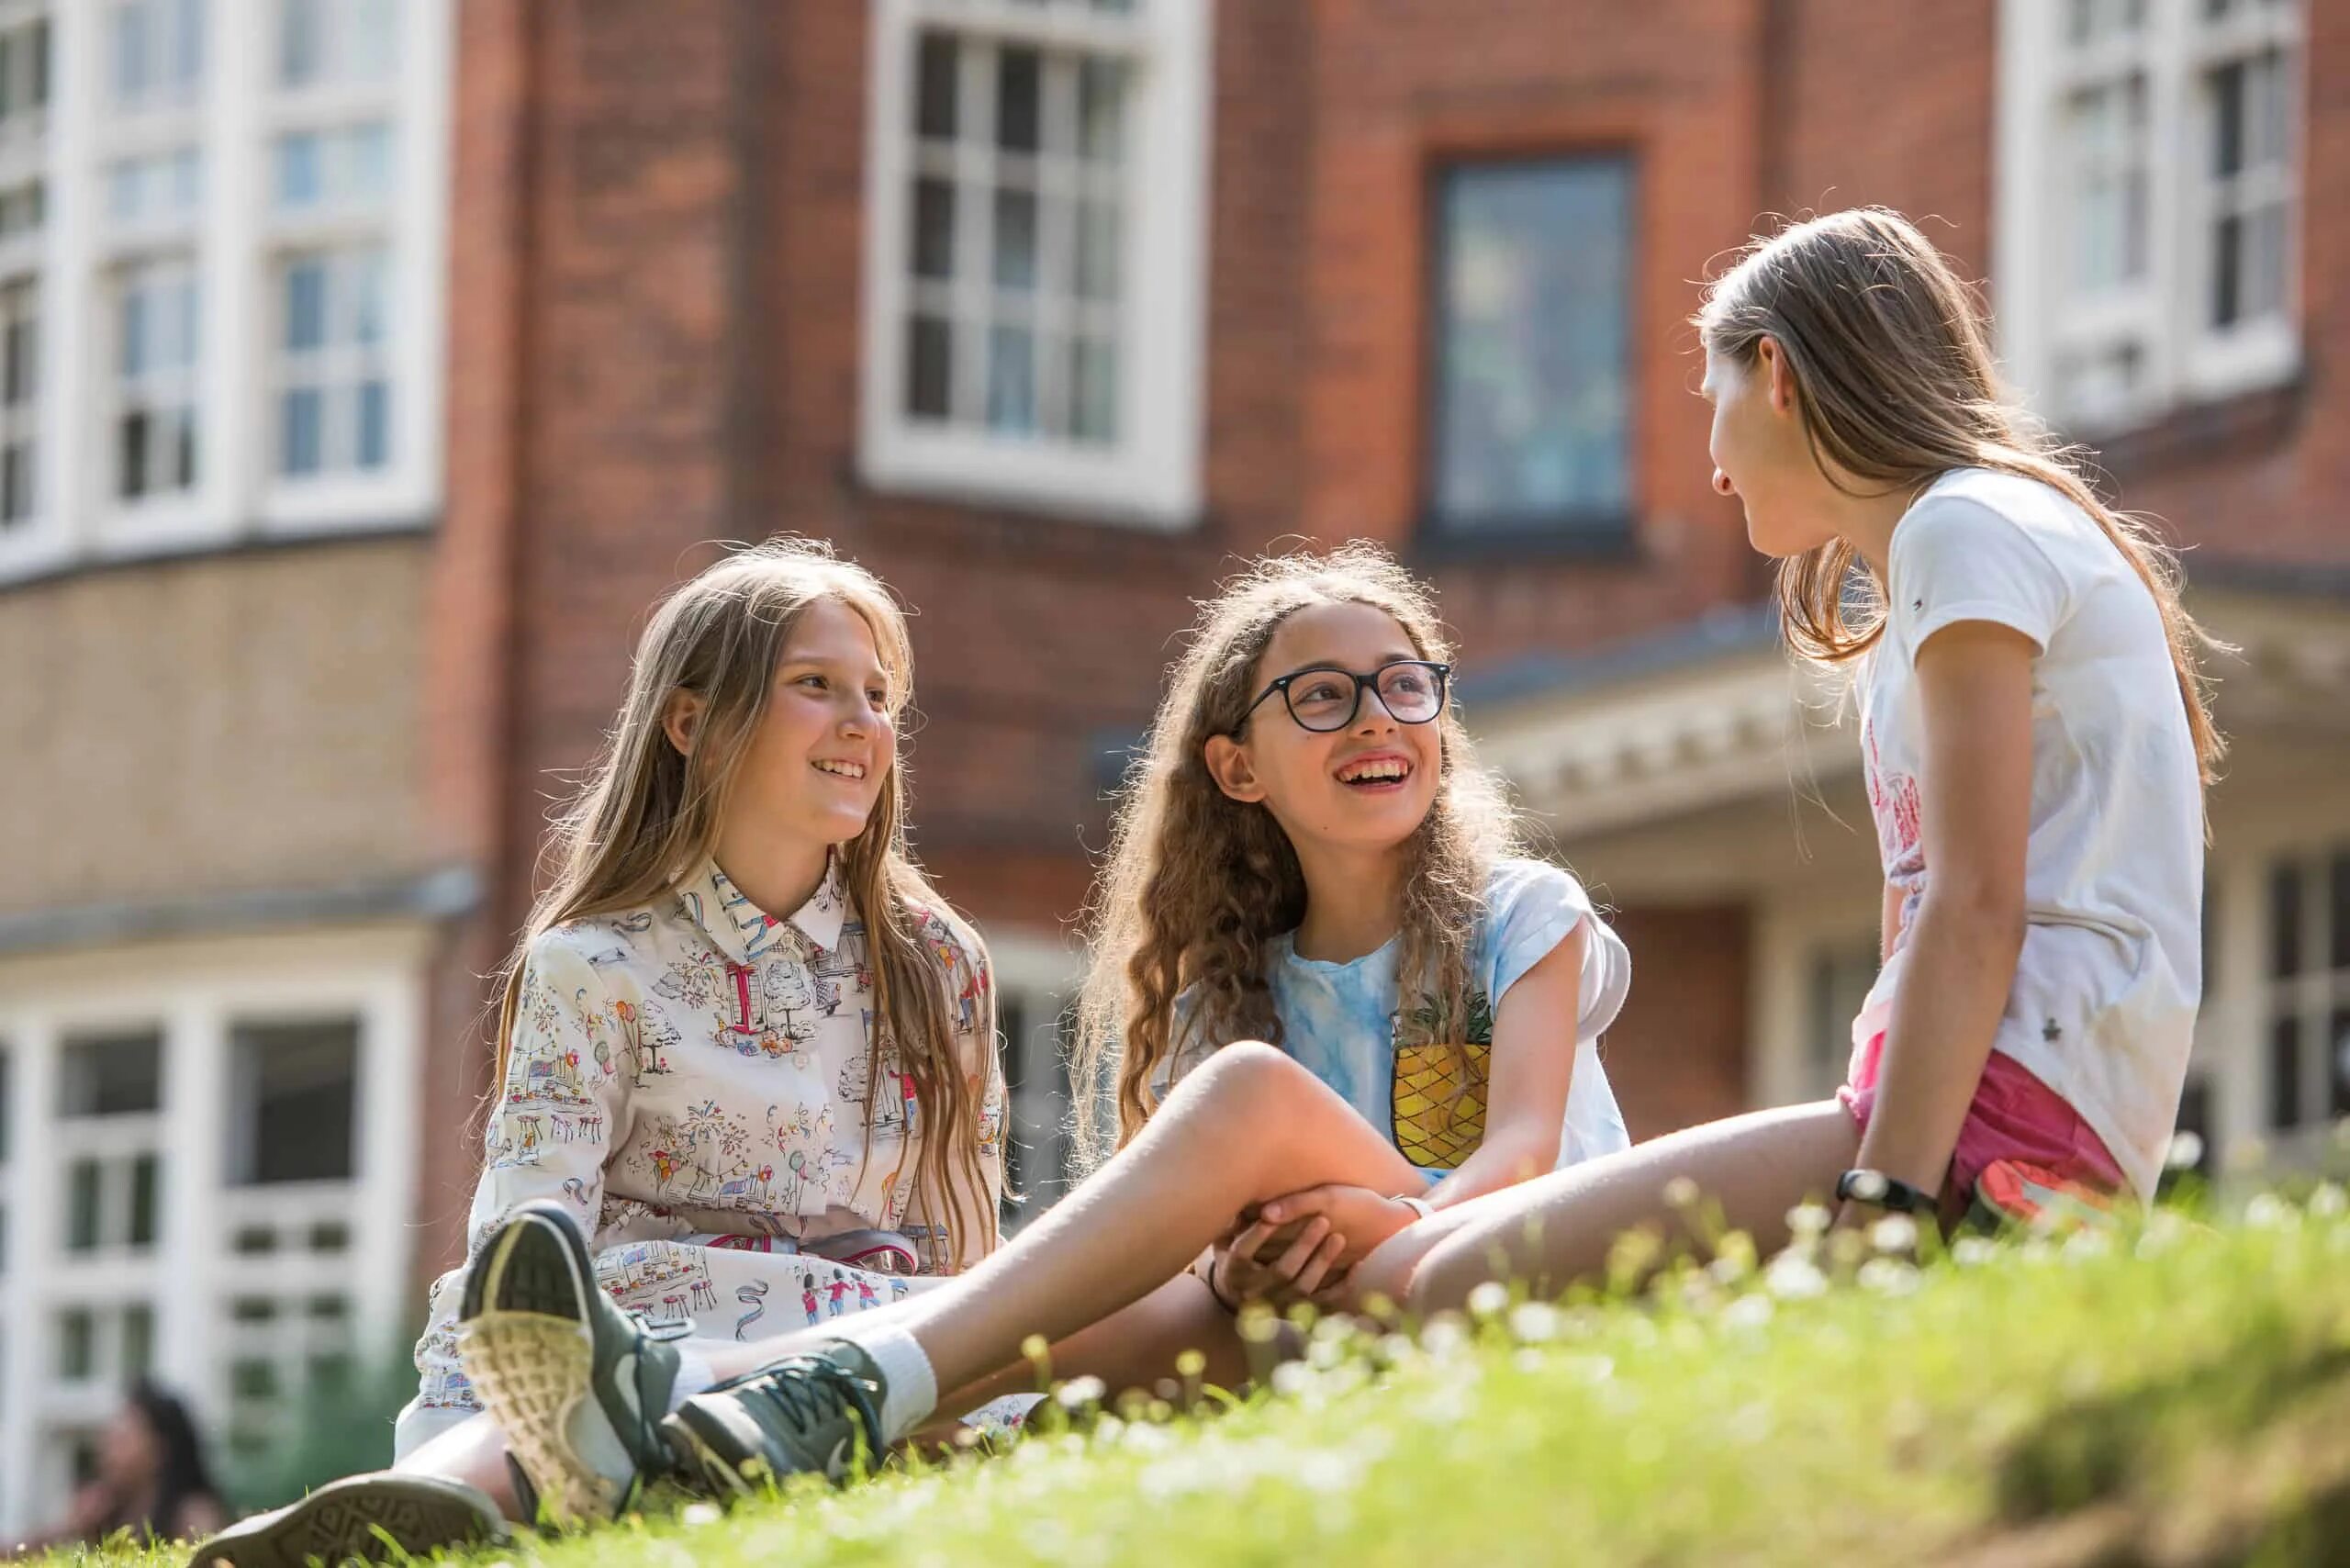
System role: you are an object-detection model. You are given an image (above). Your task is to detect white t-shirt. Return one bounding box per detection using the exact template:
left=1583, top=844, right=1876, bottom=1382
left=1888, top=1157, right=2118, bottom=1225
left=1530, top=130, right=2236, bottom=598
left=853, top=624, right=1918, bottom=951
left=1854, top=467, right=2204, bottom=1203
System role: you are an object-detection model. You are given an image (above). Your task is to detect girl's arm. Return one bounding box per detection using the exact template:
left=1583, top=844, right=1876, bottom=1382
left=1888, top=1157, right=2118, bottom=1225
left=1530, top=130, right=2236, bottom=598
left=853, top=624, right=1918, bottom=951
left=1847, top=622, right=2034, bottom=1203
left=1882, top=879, right=1907, bottom=965
left=1425, top=923, right=1586, bottom=1209
left=469, top=935, right=630, bottom=1238
left=901, top=925, right=1007, bottom=1271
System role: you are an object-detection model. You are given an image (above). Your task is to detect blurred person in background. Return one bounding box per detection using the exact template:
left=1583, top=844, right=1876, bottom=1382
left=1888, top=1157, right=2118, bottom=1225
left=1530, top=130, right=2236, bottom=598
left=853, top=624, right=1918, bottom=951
left=6, top=1383, right=226, bottom=1555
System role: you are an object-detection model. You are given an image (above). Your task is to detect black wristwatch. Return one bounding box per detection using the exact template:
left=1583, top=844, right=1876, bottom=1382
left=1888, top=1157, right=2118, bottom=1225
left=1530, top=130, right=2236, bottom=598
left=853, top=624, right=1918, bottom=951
left=1835, top=1168, right=1936, bottom=1215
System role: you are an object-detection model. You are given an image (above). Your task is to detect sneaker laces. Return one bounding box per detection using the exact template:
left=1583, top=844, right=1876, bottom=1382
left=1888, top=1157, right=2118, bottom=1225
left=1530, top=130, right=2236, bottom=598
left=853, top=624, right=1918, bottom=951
left=719, top=1354, right=884, bottom=1459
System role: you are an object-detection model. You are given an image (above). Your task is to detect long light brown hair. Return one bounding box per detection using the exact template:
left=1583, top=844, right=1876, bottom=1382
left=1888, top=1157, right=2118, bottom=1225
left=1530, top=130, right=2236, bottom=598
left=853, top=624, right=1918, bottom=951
left=494, top=538, right=997, bottom=1268
left=1697, top=207, right=2224, bottom=781
left=1070, top=543, right=1519, bottom=1170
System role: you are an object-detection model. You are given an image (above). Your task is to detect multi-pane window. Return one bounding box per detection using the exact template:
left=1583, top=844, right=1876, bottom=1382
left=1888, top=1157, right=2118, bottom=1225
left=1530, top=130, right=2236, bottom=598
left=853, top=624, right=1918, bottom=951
left=107, top=0, right=203, bottom=112
left=0, top=10, right=49, bottom=133
left=0, top=279, right=34, bottom=527
left=97, top=0, right=205, bottom=517
left=0, top=6, right=41, bottom=542
left=226, top=1018, right=359, bottom=1186
left=55, top=1031, right=165, bottom=1257
left=104, top=145, right=201, bottom=230
left=1427, top=156, right=1634, bottom=539
left=2203, top=27, right=2293, bottom=331
left=997, top=991, right=1074, bottom=1228
left=217, top=1012, right=364, bottom=1472
left=277, top=0, right=396, bottom=90
left=901, top=26, right=1129, bottom=444
left=268, top=0, right=401, bottom=487
left=865, top=0, right=1210, bottom=524
left=275, top=249, right=390, bottom=478
left=2262, top=846, right=2350, bottom=1135
left=2002, top=0, right=2303, bottom=431
left=0, top=0, right=439, bottom=575
left=1803, top=941, right=1881, bottom=1101
left=111, top=258, right=200, bottom=503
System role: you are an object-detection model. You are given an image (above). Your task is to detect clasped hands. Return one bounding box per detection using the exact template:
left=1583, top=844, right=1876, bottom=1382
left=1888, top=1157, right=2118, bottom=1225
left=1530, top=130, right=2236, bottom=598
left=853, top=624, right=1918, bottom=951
left=1208, top=1182, right=1427, bottom=1312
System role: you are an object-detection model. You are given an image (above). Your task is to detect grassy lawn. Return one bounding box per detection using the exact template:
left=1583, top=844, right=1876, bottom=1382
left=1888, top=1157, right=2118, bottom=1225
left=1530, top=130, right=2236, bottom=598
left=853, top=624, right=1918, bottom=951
left=41, top=1188, right=2350, bottom=1567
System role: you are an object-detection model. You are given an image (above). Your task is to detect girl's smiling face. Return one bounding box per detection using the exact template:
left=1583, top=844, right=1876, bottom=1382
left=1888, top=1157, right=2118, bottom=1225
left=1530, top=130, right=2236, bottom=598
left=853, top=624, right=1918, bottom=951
left=669, top=594, right=897, bottom=857
left=1203, top=599, right=1445, bottom=857
left=739, top=595, right=896, bottom=845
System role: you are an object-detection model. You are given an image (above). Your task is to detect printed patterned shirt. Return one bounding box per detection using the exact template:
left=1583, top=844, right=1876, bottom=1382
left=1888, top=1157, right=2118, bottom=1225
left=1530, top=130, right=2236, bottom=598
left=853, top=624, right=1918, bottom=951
left=410, top=857, right=1005, bottom=1415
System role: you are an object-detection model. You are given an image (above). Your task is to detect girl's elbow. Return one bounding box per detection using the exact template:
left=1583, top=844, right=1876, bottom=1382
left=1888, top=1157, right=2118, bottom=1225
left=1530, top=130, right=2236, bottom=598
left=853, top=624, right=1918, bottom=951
left=1926, top=882, right=2026, bottom=953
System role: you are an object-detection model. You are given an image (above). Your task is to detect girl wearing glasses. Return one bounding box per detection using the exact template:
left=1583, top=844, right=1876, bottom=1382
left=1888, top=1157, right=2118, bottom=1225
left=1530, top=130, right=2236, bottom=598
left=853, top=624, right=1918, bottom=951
left=476, top=544, right=1639, bottom=1501
left=1069, top=541, right=1632, bottom=1306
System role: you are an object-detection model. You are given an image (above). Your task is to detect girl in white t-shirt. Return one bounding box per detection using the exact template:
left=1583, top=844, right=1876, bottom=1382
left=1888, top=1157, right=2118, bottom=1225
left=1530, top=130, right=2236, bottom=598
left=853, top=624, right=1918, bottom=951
left=1367, top=206, right=2222, bottom=1310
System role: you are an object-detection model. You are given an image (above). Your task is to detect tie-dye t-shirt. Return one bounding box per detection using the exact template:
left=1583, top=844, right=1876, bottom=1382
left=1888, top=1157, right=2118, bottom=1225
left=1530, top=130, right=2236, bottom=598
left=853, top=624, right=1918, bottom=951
left=1169, top=858, right=1631, bottom=1179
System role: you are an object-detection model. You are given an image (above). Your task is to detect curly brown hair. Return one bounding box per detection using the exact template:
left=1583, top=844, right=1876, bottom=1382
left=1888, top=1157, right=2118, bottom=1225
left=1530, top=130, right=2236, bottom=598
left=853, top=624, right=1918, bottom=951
left=1069, top=542, right=1521, bottom=1170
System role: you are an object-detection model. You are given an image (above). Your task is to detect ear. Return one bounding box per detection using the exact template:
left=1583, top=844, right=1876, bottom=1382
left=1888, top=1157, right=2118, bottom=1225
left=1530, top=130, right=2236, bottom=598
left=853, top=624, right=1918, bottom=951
left=1202, top=733, right=1269, bottom=804
left=661, top=689, right=707, bottom=757
left=1758, top=335, right=1799, bottom=416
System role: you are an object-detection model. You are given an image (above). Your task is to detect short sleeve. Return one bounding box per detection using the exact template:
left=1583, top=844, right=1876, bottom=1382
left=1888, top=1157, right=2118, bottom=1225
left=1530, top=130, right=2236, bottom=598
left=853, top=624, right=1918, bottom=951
left=1151, top=989, right=1215, bottom=1098
left=1483, top=859, right=1629, bottom=1043
left=1888, top=495, right=2071, bottom=662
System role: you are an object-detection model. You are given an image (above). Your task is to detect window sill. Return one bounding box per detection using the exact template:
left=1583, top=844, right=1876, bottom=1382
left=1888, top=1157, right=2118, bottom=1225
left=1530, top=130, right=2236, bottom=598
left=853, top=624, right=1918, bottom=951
left=856, top=440, right=1204, bottom=535
left=1409, top=513, right=1645, bottom=568
left=0, top=511, right=435, bottom=596
left=2081, top=371, right=2308, bottom=483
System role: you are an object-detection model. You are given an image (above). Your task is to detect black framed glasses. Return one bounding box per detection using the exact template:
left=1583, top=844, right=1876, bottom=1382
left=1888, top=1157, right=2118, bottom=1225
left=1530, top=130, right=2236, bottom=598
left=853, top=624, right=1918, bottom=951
left=1233, top=660, right=1453, bottom=734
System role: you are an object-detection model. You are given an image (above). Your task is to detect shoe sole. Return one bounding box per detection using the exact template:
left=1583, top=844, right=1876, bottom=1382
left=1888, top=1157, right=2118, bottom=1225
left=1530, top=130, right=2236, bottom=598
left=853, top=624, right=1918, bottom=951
left=458, top=1211, right=617, bottom=1522
left=186, top=1474, right=503, bottom=1568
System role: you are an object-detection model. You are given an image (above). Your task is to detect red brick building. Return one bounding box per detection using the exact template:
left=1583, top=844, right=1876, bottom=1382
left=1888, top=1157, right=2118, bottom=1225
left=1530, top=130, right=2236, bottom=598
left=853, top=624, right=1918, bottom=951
left=2, top=0, right=2343, bottom=1524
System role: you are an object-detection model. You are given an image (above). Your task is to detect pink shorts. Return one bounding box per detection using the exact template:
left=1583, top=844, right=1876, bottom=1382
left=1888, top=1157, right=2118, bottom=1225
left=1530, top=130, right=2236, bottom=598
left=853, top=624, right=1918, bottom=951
left=1838, top=1032, right=2126, bottom=1209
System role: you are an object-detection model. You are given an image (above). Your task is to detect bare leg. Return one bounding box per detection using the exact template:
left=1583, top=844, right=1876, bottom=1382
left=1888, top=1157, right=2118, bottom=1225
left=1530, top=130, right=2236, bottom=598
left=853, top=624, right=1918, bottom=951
left=403, top=1044, right=1408, bottom=1506
left=870, top=1041, right=1423, bottom=1401
left=394, top=1413, right=526, bottom=1517
left=1356, top=1100, right=1860, bottom=1314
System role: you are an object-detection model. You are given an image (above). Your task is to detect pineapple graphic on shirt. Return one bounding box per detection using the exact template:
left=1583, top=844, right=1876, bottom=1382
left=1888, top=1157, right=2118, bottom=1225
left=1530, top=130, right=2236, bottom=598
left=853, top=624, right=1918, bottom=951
left=1389, top=991, right=1494, bottom=1170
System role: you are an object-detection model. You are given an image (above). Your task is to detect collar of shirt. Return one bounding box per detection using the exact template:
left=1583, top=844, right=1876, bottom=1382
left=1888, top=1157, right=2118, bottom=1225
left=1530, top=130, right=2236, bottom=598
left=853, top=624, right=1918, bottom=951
left=680, top=856, right=850, bottom=966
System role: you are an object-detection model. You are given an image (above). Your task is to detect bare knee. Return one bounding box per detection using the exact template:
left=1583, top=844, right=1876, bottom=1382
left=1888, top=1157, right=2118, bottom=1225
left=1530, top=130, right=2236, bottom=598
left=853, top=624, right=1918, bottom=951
left=1175, top=1039, right=1316, bottom=1117
left=1402, top=1215, right=1539, bottom=1317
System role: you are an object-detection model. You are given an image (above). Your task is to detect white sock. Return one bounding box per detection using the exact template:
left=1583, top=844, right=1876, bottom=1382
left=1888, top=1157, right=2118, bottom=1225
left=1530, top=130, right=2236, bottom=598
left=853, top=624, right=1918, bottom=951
left=666, top=1348, right=717, bottom=1413
left=834, top=1321, right=938, bottom=1444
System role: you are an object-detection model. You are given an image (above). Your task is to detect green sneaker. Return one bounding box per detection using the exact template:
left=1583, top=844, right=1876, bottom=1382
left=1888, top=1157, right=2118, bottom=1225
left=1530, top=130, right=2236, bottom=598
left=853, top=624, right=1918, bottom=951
left=185, top=1473, right=505, bottom=1567
left=660, top=1341, right=888, bottom=1495
left=457, top=1202, right=686, bottom=1520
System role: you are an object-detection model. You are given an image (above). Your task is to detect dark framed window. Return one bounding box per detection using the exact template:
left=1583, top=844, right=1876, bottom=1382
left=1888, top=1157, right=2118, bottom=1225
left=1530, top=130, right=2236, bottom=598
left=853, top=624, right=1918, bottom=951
left=1426, top=154, right=1634, bottom=544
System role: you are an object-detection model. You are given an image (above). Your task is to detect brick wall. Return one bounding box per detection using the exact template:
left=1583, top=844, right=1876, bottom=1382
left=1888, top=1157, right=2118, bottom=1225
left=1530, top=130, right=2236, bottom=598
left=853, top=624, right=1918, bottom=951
left=1601, top=904, right=1755, bottom=1140
left=423, top=1, right=2350, bottom=1274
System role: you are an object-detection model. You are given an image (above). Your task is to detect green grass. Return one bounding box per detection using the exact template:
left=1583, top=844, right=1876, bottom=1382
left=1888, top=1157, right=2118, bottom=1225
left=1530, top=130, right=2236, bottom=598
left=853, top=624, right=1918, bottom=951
left=45, top=1191, right=2350, bottom=1567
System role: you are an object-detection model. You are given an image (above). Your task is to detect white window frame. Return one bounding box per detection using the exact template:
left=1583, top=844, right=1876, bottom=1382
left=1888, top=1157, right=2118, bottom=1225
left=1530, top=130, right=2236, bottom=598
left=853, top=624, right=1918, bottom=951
left=860, top=0, right=1211, bottom=530
left=259, top=0, right=417, bottom=529
left=1995, top=0, right=2305, bottom=434
left=985, top=930, right=1082, bottom=1228
left=0, top=928, right=425, bottom=1540
left=0, top=273, right=37, bottom=526
left=2252, top=843, right=2349, bottom=1141
left=0, top=0, right=450, bottom=585
left=1749, top=895, right=1883, bottom=1110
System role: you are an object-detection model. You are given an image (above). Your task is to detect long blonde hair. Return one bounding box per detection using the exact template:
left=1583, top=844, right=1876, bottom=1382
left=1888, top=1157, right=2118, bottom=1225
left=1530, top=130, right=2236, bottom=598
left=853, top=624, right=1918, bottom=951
left=495, top=538, right=997, bottom=1266
left=1070, top=543, right=1519, bottom=1170
left=1696, top=207, right=2224, bottom=781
